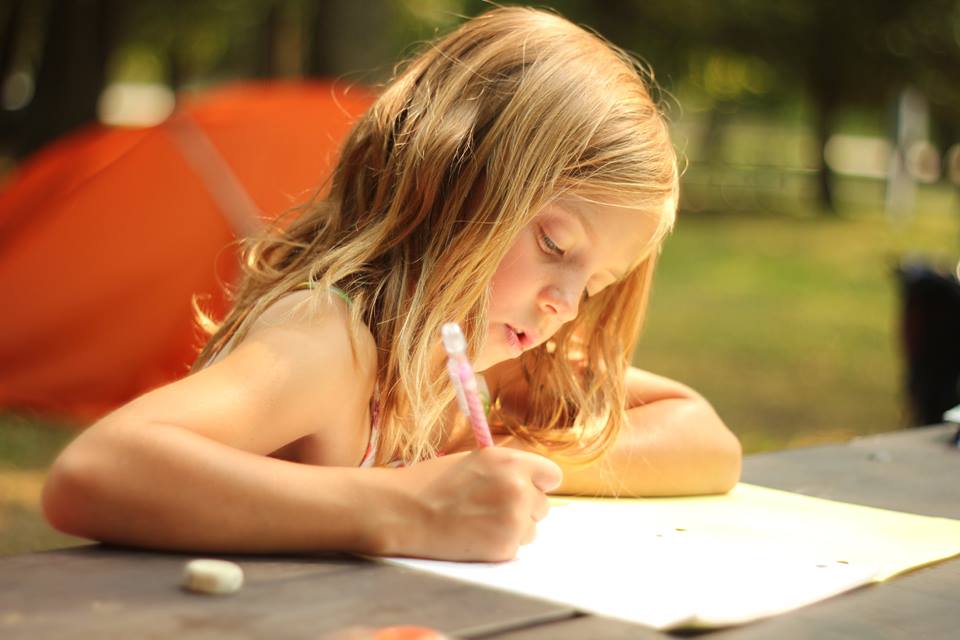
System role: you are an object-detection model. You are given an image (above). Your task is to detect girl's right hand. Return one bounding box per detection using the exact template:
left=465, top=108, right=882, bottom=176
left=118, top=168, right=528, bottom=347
left=382, top=447, right=563, bottom=562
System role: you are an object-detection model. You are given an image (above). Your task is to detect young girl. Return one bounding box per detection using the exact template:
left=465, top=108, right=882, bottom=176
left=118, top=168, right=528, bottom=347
left=43, top=7, right=741, bottom=562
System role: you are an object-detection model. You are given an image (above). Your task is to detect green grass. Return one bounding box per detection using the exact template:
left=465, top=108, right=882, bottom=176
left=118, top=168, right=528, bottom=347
left=0, top=414, right=86, bottom=555
left=634, top=185, right=960, bottom=452
left=0, top=414, right=76, bottom=469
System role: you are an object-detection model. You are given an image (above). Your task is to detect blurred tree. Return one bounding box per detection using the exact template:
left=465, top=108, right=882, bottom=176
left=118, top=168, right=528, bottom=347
left=303, top=1, right=398, bottom=79
left=0, top=1, right=23, bottom=94
left=556, top=0, right=917, bottom=214
left=1, top=0, right=957, bottom=202
left=890, top=0, right=960, bottom=168
left=1, top=0, right=121, bottom=159
left=508, top=0, right=959, bottom=214
left=0, top=0, right=449, bottom=161
left=253, top=1, right=282, bottom=79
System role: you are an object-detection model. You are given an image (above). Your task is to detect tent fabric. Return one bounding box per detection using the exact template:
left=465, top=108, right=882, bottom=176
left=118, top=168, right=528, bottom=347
left=0, top=81, right=374, bottom=424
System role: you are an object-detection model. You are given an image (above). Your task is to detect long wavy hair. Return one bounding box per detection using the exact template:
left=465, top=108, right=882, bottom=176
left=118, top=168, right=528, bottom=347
left=194, top=6, right=678, bottom=466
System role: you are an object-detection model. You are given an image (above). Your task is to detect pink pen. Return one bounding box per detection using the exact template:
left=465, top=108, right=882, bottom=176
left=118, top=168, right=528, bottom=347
left=442, top=323, right=494, bottom=448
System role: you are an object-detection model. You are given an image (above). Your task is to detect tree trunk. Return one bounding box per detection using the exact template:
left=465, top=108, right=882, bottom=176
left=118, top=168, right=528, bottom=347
left=0, top=0, right=26, bottom=154
left=254, top=1, right=281, bottom=79
left=807, top=0, right=841, bottom=216
left=14, top=0, right=120, bottom=159
left=812, top=94, right=837, bottom=215
left=0, top=0, right=23, bottom=83
left=303, top=1, right=395, bottom=80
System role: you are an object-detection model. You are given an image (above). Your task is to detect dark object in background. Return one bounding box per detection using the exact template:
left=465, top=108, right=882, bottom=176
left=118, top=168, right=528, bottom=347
left=897, top=260, right=960, bottom=426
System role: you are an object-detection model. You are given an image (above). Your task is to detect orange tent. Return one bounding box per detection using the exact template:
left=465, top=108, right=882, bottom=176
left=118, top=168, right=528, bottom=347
left=0, top=81, right=374, bottom=424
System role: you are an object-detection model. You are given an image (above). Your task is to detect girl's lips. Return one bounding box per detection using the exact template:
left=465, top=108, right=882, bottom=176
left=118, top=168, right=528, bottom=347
left=506, top=324, right=537, bottom=351
left=504, top=324, right=522, bottom=353
left=517, top=330, right=535, bottom=350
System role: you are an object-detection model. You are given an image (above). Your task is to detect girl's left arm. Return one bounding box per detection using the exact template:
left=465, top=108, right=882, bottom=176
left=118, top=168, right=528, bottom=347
left=554, top=367, right=741, bottom=497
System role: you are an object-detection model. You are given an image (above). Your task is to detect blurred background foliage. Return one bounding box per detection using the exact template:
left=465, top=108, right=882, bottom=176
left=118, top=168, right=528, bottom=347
left=1, top=0, right=959, bottom=553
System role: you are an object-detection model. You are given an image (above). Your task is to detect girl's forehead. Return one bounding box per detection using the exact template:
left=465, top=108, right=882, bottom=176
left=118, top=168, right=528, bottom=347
left=545, top=196, right=662, bottom=246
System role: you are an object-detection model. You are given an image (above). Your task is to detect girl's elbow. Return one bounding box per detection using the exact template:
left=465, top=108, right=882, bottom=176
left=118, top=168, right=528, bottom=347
left=42, top=432, right=117, bottom=540
left=711, top=428, right=743, bottom=494
left=696, top=397, right=742, bottom=494
left=43, top=449, right=96, bottom=538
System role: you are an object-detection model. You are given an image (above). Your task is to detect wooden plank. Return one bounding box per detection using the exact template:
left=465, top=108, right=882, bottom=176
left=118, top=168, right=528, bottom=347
left=485, top=613, right=665, bottom=639
left=742, top=425, right=960, bottom=517
left=0, top=546, right=575, bottom=639
left=691, top=565, right=960, bottom=640
left=3, top=427, right=957, bottom=639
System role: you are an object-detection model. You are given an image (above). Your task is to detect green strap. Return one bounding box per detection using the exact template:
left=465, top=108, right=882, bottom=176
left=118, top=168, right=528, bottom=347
left=298, top=281, right=352, bottom=305
left=329, top=285, right=352, bottom=306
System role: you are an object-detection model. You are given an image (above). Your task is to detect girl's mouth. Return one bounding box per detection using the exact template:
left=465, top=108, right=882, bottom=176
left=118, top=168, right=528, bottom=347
left=505, top=324, right=523, bottom=353
left=506, top=324, right=534, bottom=351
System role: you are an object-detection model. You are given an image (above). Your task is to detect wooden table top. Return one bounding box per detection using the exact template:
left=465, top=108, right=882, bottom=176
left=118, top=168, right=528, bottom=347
left=2, top=425, right=958, bottom=639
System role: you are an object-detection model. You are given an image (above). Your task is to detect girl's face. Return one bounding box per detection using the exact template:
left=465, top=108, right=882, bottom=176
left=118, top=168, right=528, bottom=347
left=476, top=197, right=661, bottom=371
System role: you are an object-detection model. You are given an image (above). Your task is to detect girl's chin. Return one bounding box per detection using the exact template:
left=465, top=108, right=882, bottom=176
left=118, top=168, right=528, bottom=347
left=474, top=349, right=520, bottom=373
left=474, top=326, right=521, bottom=370
left=473, top=353, right=495, bottom=372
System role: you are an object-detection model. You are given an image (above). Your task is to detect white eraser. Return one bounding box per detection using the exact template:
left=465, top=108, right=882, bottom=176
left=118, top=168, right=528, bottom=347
left=182, top=558, right=244, bottom=595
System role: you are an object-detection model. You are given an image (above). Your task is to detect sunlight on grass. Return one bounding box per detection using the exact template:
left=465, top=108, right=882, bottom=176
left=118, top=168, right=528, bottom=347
left=0, top=414, right=87, bottom=555
left=635, top=189, right=959, bottom=453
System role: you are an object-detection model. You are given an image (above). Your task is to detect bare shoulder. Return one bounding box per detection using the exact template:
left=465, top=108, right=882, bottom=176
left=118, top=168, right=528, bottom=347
left=246, top=289, right=377, bottom=371
left=108, top=289, right=378, bottom=464
left=240, top=289, right=379, bottom=405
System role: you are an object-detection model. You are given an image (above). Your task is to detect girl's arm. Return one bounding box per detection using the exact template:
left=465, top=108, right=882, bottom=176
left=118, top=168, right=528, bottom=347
left=554, top=367, right=741, bottom=497
left=486, top=362, right=741, bottom=497
left=43, top=295, right=560, bottom=560
left=44, top=419, right=559, bottom=560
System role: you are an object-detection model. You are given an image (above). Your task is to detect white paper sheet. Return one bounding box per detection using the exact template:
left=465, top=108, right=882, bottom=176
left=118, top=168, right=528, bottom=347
left=379, top=484, right=960, bottom=630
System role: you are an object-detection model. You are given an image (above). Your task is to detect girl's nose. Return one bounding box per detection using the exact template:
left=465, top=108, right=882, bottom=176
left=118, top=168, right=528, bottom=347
left=538, top=285, right=579, bottom=323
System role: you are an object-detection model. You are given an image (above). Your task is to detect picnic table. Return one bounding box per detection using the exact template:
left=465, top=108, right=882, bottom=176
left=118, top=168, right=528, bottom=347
left=2, top=424, right=958, bottom=639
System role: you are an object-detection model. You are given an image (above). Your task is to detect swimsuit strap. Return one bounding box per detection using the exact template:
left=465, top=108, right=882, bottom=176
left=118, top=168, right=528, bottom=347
left=329, top=285, right=352, bottom=306
left=295, top=280, right=352, bottom=306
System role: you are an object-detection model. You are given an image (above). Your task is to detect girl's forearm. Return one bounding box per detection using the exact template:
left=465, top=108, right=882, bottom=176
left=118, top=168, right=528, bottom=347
left=554, top=396, right=742, bottom=497
left=43, top=421, right=405, bottom=554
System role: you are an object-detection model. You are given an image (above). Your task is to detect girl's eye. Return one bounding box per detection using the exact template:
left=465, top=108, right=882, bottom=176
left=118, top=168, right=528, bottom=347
left=538, top=228, right=564, bottom=257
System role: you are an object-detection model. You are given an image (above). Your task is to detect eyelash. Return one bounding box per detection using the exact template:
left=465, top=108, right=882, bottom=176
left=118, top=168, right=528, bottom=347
left=538, top=228, right=591, bottom=300
left=538, top=228, right=564, bottom=257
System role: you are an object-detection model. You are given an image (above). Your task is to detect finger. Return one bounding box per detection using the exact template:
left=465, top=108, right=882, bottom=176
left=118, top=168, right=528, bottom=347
left=519, top=519, right=537, bottom=546
left=530, top=492, right=550, bottom=522
left=482, top=448, right=563, bottom=492
left=528, top=456, right=563, bottom=493
left=500, top=449, right=563, bottom=492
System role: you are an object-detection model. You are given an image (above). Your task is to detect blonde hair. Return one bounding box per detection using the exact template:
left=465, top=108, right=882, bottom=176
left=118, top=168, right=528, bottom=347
left=194, top=6, right=678, bottom=466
